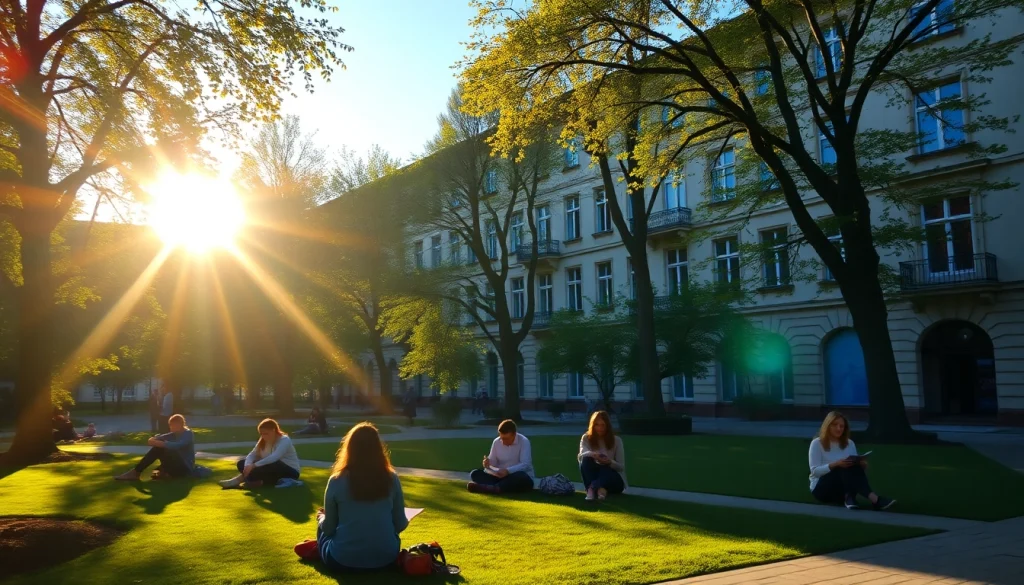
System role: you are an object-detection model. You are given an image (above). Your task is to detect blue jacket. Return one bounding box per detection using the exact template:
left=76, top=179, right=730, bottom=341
left=157, top=429, right=195, bottom=472
left=322, top=472, right=408, bottom=568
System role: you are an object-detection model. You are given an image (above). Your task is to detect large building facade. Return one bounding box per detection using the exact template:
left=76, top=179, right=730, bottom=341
left=364, top=11, right=1024, bottom=425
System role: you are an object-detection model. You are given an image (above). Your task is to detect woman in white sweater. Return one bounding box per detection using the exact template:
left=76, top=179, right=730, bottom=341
left=220, top=418, right=301, bottom=489
left=809, top=411, right=894, bottom=510
left=578, top=411, right=626, bottom=501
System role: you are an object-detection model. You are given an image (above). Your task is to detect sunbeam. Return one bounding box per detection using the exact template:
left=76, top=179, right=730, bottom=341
left=208, top=266, right=249, bottom=391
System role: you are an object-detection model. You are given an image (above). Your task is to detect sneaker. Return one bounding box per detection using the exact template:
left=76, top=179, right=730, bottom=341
left=294, top=539, right=320, bottom=560
left=597, top=488, right=607, bottom=501
left=873, top=496, right=896, bottom=511
left=218, top=475, right=244, bottom=489
left=466, top=482, right=500, bottom=495
left=844, top=496, right=859, bottom=510
left=585, top=488, right=595, bottom=501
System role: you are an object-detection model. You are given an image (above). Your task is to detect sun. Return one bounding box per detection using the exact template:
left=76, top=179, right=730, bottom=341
left=147, top=172, right=246, bottom=252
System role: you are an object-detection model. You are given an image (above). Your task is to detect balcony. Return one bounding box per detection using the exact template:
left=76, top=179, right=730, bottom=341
left=898, top=254, right=999, bottom=292
left=627, top=295, right=677, bottom=316
left=531, top=311, right=552, bottom=331
left=646, top=207, right=693, bottom=244
left=515, top=240, right=562, bottom=269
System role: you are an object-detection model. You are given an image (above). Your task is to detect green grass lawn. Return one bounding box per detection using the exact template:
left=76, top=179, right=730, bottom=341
left=243, top=434, right=1024, bottom=522
left=0, top=456, right=929, bottom=585
left=78, top=423, right=403, bottom=446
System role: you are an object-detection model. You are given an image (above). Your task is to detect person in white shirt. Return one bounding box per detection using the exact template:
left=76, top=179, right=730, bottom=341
left=809, top=411, right=895, bottom=510
left=467, top=419, right=534, bottom=494
left=220, top=418, right=301, bottom=489
left=578, top=410, right=627, bottom=501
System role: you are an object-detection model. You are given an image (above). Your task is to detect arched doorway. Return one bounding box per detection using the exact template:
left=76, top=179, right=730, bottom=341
left=824, top=329, right=869, bottom=406
left=921, top=321, right=997, bottom=417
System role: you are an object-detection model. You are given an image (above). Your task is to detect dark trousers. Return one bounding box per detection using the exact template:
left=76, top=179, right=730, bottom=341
left=469, top=469, right=534, bottom=492
left=812, top=465, right=874, bottom=504
left=580, top=457, right=625, bottom=494
left=236, top=459, right=300, bottom=484
left=134, top=447, right=190, bottom=477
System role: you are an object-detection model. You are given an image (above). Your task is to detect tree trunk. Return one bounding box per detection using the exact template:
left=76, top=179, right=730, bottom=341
left=846, top=281, right=917, bottom=440
left=3, top=228, right=58, bottom=466
left=370, top=336, right=391, bottom=399
left=499, top=342, right=522, bottom=421
left=632, top=257, right=666, bottom=416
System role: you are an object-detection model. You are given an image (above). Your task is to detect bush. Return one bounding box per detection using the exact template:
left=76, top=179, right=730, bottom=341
left=483, top=406, right=508, bottom=420
left=431, top=398, right=464, bottom=428
left=618, top=415, right=692, bottom=436
left=547, top=402, right=567, bottom=420
left=733, top=394, right=783, bottom=421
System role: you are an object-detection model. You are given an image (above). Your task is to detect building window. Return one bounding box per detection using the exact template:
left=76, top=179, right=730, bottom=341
left=633, top=379, right=644, bottom=399
left=511, top=212, right=524, bottom=251
left=673, top=374, right=694, bottom=400
left=720, top=361, right=741, bottom=401
left=564, top=138, right=580, bottom=168
left=485, top=284, right=496, bottom=315
left=449, top=231, right=462, bottom=265
left=595, top=189, right=611, bottom=233
left=486, top=221, right=499, bottom=260
left=759, top=162, right=780, bottom=192
left=915, top=81, right=965, bottom=154
left=596, top=261, right=613, bottom=307
left=538, top=274, right=553, bottom=313
left=912, top=0, right=956, bottom=39
left=538, top=372, right=555, bottom=398
left=431, top=235, right=442, bottom=267
left=485, top=169, right=498, bottom=194
left=567, top=267, right=583, bottom=312
left=761, top=228, right=790, bottom=287
left=754, top=70, right=771, bottom=96
left=511, top=277, right=525, bottom=319
left=627, top=258, right=636, bottom=300
left=923, top=195, right=974, bottom=274
left=667, top=248, right=688, bottom=295
left=662, top=106, right=684, bottom=128
left=568, top=372, right=585, bottom=398
left=664, top=170, right=685, bottom=209
left=536, top=205, right=551, bottom=243
left=714, top=237, right=741, bottom=287
left=815, top=27, right=842, bottom=77
left=819, top=122, right=837, bottom=166
left=711, top=148, right=736, bottom=202
left=823, top=224, right=845, bottom=282
left=566, top=196, right=581, bottom=240
left=414, top=241, right=424, bottom=269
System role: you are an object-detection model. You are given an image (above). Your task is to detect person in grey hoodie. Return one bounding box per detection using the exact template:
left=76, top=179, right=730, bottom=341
left=219, top=418, right=301, bottom=489
left=114, top=414, right=195, bottom=481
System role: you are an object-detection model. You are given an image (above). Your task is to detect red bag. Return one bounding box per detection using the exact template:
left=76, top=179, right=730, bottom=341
left=397, top=542, right=460, bottom=576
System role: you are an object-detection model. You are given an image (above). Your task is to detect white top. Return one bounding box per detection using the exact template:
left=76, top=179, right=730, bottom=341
left=807, top=437, right=858, bottom=491
left=244, top=435, right=301, bottom=474
left=578, top=434, right=627, bottom=490
left=486, top=433, right=534, bottom=479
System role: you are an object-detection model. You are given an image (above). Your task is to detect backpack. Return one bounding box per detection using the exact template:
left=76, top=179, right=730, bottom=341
left=538, top=473, right=576, bottom=496
left=397, top=542, right=460, bottom=576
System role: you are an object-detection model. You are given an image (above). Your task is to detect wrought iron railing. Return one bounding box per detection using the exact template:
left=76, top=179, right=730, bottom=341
left=898, top=253, right=998, bottom=291
left=515, top=240, right=561, bottom=259
left=647, top=207, right=693, bottom=234
left=531, top=311, right=552, bottom=329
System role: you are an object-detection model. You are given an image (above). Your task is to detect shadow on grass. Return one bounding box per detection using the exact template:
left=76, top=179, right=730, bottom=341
left=299, top=559, right=466, bottom=584
left=244, top=484, right=316, bottom=523
left=130, top=479, right=197, bottom=515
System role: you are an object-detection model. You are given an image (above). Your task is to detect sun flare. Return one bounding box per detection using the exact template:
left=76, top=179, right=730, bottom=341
left=147, top=172, right=245, bottom=252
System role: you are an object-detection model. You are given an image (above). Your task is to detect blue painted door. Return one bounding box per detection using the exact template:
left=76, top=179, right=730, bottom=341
left=825, top=329, right=869, bottom=406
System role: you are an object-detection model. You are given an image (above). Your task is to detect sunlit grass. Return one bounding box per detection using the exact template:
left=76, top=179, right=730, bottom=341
left=0, top=457, right=930, bottom=585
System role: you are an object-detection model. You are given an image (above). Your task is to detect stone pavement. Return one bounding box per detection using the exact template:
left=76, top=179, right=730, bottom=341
left=656, top=516, right=1024, bottom=585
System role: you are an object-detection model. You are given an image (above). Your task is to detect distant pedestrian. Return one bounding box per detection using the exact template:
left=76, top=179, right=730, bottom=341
left=149, top=390, right=161, bottom=433
left=402, top=388, right=417, bottom=426
left=159, top=390, right=174, bottom=434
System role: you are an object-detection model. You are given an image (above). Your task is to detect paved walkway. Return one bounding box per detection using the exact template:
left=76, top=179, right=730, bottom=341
left=657, top=516, right=1024, bottom=585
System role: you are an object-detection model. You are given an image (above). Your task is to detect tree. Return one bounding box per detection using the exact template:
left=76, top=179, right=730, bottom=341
left=0, top=0, right=349, bottom=464
left=461, top=0, right=1021, bottom=439
left=410, top=87, right=559, bottom=419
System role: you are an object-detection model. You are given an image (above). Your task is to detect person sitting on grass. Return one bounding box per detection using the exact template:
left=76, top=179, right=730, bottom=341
left=809, top=410, right=895, bottom=511
left=294, top=407, right=329, bottom=436
left=467, top=419, right=534, bottom=495
left=578, top=410, right=627, bottom=501
left=293, top=422, right=409, bottom=572
left=114, top=414, right=195, bottom=481
left=220, top=418, right=301, bottom=489
left=81, top=423, right=97, bottom=440
left=51, top=407, right=79, bottom=442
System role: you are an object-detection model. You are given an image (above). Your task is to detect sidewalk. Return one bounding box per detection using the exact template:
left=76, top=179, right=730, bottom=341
left=77, top=444, right=979, bottom=532
left=656, top=516, right=1024, bottom=585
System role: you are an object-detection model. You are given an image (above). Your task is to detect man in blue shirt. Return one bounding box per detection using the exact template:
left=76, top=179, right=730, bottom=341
left=115, top=414, right=195, bottom=481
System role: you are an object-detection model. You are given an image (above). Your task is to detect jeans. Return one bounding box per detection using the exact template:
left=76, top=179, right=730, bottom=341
left=236, top=459, right=300, bottom=484
left=316, top=514, right=394, bottom=573
left=812, top=465, right=873, bottom=504
left=293, top=423, right=322, bottom=435
left=134, top=447, right=190, bottom=477
left=469, top=469, right=534, bottom=492
left=580, top=457, right=625, bottom=494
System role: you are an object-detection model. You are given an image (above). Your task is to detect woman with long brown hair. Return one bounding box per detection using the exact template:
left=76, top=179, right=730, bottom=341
left=298, top=422, right=408, bottom=572
left=809, top=411, right=894, bottom=510
left=578, top=410, right=627, bottom=501
left=219, top=418, right=300, bottom=489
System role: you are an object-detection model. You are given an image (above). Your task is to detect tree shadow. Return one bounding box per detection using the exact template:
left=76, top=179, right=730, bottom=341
left=243, top=484, right=316, bottom=523
left=130, top=478, right=197, bottom=515
left=299, top=559, right=466, bottom=584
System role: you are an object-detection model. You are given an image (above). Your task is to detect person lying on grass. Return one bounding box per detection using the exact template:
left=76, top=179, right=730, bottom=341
left=293, top=407, right=329, bottom=436
left=115, top=414, right=195, bottom=481
left=294, top=422, right=409, bottom=572
left=809, top=411, right=895, bottom=511
left=578, top=410, right=627, bottom=502
left=467, top=419, right=535, bottom=495
left=220, top=418, right=301, bottom=489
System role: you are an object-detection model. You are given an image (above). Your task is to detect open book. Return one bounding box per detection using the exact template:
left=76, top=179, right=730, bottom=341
left=848, top=451, right=873, bottom=462
left=483, top=466, right=502, bottom=476
left=405, top=507, right=424, bottom=522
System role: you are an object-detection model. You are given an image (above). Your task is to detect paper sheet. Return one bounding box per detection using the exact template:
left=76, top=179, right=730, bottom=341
left=405, top=507, right=425, bottom=522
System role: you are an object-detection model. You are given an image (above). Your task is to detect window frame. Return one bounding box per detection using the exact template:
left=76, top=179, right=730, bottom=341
left=485, top=169, right=498, bottom=194
left=914, top=79, right=966, bottom=154
left=566, top=266, right=583, bottom=312
left=565, top=196, right=581, bottom=241
left=594, top=189, right=611, bottom=233
left=921, top=195, right=975, bottom=276
left=814, top=27, right=842, bottom=78
left=510, top=211, right=524, bottom=251
left=564, top=138, right=580, bottom=168
left=486, top=220, right=499, bottom=260
left=414, top=241, right=424, bottom=269
left=568, top=371, right=585, bottom=399
left=714, top=237, right=741, bottom=287
left=666, top=248, right=688, bottom=295
left=536, top=205, right=551, bottom=243
left=538, top=273, right=553, bottom=313
left=596, top=261, right=613, bottom=307
left=672, top=373, right=694, bottom=401
left=760, top=227, right=791, bottom=288
left=511, top=277, right=525, bottom=319
left=710, top=148, right=736, bottom=203
left=430, top=234, right=442, bottom=267
left=449, top=231, right=462, bottom=265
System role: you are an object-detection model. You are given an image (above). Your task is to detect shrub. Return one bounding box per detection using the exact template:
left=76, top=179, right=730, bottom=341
left=547, top=402, right=567, bottom=420
left=733, top=394, right=783, bottom=421
left=483, top=406, right=507, bottom=420
left=618, top=415, right=692, bottom=436
left=431, top=398, right=464, bottom=428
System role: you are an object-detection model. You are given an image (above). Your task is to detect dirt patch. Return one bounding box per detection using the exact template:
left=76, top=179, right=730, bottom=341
left=0, top=517, right=124, bottom=579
